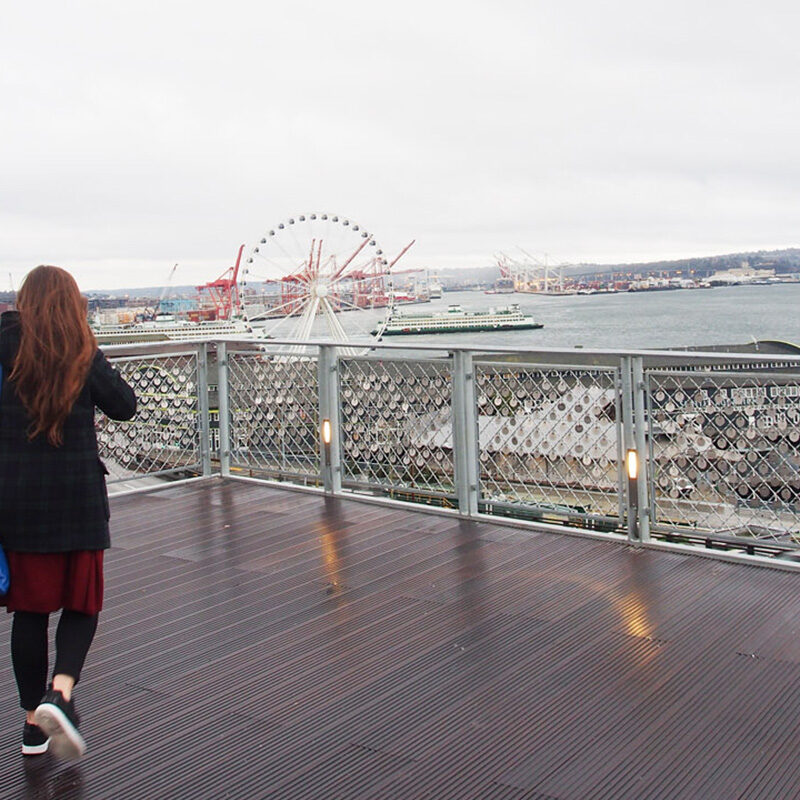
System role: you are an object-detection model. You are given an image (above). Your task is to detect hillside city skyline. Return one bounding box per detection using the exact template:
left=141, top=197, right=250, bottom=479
left=85, top=246, right=800, bottom=298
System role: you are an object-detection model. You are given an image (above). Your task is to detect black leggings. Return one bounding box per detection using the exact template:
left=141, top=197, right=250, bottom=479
left=11, top=610, right=99, bottom=711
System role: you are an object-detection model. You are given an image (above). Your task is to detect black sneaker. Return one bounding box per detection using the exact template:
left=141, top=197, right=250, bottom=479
left=33, top=690, right=86, bottom=760
left=21, top=722, right=49, bottom=756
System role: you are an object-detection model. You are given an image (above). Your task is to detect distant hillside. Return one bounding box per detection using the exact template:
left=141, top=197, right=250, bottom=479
left=411, top=248, right=800, bottom=285
left=569, top=248, right=800, bottom=278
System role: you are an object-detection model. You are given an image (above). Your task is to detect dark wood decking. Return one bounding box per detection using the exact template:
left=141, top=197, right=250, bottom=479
left=3, top=479, right=800, bottom=799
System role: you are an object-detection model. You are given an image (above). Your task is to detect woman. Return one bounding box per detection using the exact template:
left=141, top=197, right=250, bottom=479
left=0, top=265, right=136, bottom=759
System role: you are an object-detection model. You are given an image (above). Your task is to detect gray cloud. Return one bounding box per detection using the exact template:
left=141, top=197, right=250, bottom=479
left=1, top=0, right=797, bottom=289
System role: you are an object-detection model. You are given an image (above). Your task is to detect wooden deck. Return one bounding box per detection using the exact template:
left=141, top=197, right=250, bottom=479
left=3, top=478, right=800, bottom=799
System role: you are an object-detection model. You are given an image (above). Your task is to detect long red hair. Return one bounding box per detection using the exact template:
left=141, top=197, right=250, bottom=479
left=10, top=265, right=97, bottom=446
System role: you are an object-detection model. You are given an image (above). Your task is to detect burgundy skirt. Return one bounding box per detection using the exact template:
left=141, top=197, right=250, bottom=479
left=1, top=550, right=104, bottom=614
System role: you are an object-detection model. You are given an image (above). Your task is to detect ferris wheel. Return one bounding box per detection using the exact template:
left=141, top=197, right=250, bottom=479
left=239, top=214, right=413, bottom=343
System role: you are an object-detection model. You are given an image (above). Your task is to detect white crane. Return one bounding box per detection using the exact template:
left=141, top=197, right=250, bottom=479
left=155, top=263, right=179, bottom=318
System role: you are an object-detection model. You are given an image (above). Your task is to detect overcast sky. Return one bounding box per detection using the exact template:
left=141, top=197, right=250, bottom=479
left=2, top=0, right=798, bottom=291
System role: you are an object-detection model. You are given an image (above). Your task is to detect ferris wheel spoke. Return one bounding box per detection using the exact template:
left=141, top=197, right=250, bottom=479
left=327, top=270, right=382, bottom=295
left=329, top=301, right=381, bottom=338
left=335, top=244, right=384, bottom=276
left=257, top=230, right=307, bottom=274
left=293, top=296, right=320, bottom=341
left=284, top=225, right=313, bottom=270
left=310, top=239, right=325, bottom=282
left=320, top=298, right=352, bottom=342
left=260, top=309, right=302, bottom=334
left=330, top=295, right=378, bottom=315
left=275, top=221, right=307, bottom=261
left=320, top=298, right=374, bottom=357
left=247, top=287, right=315, bottom=324
left=251, top=246, right=298, bottom=272
left=320, top=255, right=341, bottom=279
left=321, top=218, right=333, bottom=252
left=269, top=294, right=318, bottom=335
left=247, top=306, right=293, bottom=326
left=245, top=292, right=310, bottom=321
left=330, top=237, right=371, bottom=282
left=252, top=249, right=313, bottom=286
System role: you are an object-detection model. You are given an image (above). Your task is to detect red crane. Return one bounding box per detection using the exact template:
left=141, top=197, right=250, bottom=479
left=196, top=245, right=244, bottom=321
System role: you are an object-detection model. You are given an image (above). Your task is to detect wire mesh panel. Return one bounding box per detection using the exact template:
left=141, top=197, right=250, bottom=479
left=227, top=350, right=320, bottom=478
left=338, top=356, right=455, bottom=496
left=475, top=362, right=622, bottom=524
left=98, top=352, right=202, bottom=482
left=647, top=370, right=800, bottom=544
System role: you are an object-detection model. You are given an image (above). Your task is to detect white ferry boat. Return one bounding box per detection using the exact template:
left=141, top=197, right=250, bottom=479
left=93, top=316, right=255, bottom=345
left=372, top=304, right=543, bottom=336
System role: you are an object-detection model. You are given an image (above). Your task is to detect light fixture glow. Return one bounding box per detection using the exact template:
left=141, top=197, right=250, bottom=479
left=321, top=418, right=332, bottom=446
left=626, top=449, right=638, bottom=481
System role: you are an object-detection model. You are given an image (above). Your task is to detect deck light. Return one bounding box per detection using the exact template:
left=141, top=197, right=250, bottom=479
left=321, top=418, right=335, bottom=491
left=626, top=449, right=639, bottom=540
left=626, top=449, right=638, bottom=481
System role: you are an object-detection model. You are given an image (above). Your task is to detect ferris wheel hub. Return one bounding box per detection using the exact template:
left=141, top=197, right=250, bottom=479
left=314, top=283, right=329, bottom=298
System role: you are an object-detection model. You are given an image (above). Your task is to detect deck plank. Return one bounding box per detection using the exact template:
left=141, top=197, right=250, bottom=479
left=2, top=478, right=800, bottom=799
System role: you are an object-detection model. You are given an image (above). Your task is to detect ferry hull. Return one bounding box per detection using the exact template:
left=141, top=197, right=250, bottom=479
left=376, top=322, right=544, bottom=336
left=95, top=331, right=172, bottom=345
left=93, top=322, right=253, bottom=345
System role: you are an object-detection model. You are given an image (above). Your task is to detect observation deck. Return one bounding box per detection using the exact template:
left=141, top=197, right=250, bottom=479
left=2, top=337, right=800, bottom=798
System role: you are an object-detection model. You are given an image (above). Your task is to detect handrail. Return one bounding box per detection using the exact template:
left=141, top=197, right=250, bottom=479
left=102, top=335, right=800, bottom=367
left=100, top=336, right=800, bottom=561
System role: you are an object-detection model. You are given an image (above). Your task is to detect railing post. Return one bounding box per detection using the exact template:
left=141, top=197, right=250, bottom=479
left=217, top=342, right=231, bottom=477
left=197, top=342, right=213, bottom=477
left=613, top=366, right=626, bottom=523
left=317, top=345, right=342, bottom=494
left=620, top=356, right=637, bottom=541
left=621, top=356, right=651, bottom=543
left=452, top=350, right=479, bottom=516
left=632, top=357, right=651, bottom=542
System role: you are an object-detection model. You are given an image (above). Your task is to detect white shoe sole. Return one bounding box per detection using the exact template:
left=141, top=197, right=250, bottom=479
left=33, top=703, right=86, bottom=760
left=21, top=740, right=49, bottom=756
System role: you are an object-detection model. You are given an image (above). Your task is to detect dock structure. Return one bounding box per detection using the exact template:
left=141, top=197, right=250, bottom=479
left=3, top=478, right=800, bottom=798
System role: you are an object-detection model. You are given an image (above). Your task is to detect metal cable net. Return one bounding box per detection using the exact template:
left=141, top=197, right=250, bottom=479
left=338, top=358, right=454, bottom=494
left=98, top=354, right=200, bottom=481
left=227, top=352, right=320, bottom=476
left=475, top=364, right=621, bottom=518
left=647, top=370, right=800, bottom=542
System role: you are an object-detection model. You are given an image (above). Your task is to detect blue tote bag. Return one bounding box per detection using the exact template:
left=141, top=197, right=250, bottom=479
left=0, top=363, right=8, bottom=594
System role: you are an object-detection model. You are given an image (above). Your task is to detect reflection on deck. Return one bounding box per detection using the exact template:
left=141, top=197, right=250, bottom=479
left=3, top=479, right=800, bottom=799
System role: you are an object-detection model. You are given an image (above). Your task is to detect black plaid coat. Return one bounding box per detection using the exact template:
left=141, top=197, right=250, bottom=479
left=0, top=311, right=137, bottom=553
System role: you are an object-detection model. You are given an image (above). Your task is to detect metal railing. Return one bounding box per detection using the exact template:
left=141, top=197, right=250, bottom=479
left=99, top=342, right=211, bottom=487
left=101, top=338, right=800, bottom=560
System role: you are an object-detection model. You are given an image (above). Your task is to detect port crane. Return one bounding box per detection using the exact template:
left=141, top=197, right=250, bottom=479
left=495, top=249, right=568, bottom=293
left=156, top=263, right=179, bottom=315
left=139, top=263, right=178, bottom=320
left=196, top=245, right=244, bottom=320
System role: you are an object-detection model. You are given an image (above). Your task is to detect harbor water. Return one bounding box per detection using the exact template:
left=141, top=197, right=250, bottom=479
left=327, top=283, right=800, bottom=350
